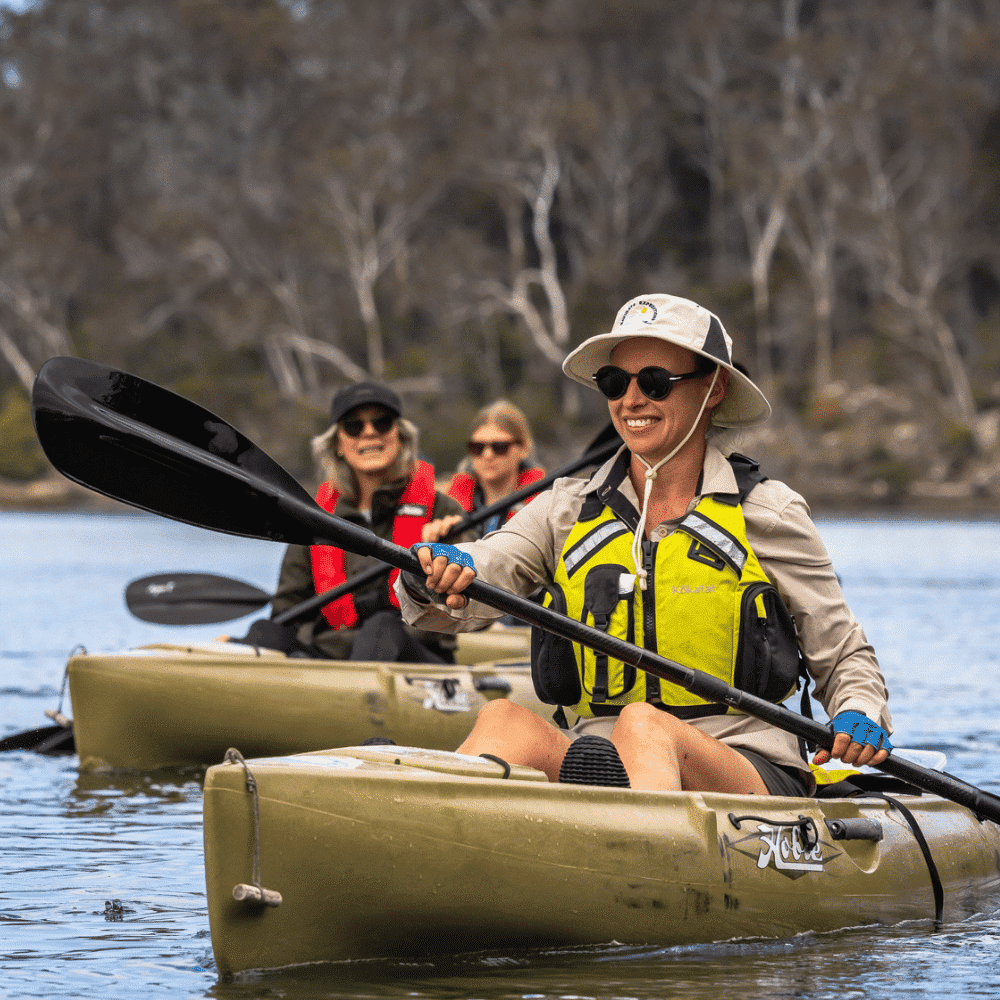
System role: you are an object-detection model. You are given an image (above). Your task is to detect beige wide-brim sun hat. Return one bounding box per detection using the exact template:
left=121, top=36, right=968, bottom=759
left=562, top=294, right=771, bottom=428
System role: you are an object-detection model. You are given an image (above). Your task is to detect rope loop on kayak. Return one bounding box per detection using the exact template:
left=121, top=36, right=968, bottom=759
left=57, top=654, right=81, bottom=717
left=224, top=747, right=282, bottom=908
left=728, top=813, right=819, bottom=852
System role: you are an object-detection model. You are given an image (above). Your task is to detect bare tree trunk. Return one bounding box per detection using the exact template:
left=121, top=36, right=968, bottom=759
left=739, top=196, right=787, bottom=386
left=478, top=141, right=579, bottom=417
left=356, top=276, right=386, bottom=379
left=0, top=321, right=35, bottom=392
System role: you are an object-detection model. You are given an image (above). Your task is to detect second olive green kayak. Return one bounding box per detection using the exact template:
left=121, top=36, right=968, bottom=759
left=66, top=626, right=546, bottom=771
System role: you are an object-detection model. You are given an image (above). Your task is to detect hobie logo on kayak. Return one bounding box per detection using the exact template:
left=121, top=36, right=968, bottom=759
left=727, top=818, right=837, bottom=879
left=146, top=582, right=175, bottom=595
left=755, top=823, right=824, bottom=873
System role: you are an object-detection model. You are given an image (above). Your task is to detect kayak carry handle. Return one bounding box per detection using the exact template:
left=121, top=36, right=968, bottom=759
left=825, top=817, right=884, bottom=841
left=232, top=883, right=282, bottom=907
left=44, top=708, right=72, bottom=728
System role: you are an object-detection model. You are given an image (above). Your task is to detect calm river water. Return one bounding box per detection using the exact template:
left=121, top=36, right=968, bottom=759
left=2, top=510, right=1000, bottom=999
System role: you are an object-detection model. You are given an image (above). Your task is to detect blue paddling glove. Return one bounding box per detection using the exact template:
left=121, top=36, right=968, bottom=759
left=401, top=543, right=476, bottom=605
left=831, top=710, right=893, bottom=753
left=412, top=543, right=477, bottom=573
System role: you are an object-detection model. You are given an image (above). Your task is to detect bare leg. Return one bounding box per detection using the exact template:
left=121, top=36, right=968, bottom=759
left=610, top=702, right=768, bottom=794
left=456, top=699, right=572, bottom=782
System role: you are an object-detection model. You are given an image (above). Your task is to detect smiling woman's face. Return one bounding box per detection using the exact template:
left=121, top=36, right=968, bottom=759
left=336, top=404, right=401, bottom=481
left=606, top=337, right=726, bottom=465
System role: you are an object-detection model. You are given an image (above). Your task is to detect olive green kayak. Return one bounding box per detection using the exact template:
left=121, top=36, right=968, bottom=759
left=67, top=627, right=545, bottom=771
left=203, top=744, right=1000, bottom=975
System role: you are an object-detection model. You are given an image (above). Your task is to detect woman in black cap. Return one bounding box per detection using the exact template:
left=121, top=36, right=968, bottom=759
left=247, top=381, right=472, bottom=662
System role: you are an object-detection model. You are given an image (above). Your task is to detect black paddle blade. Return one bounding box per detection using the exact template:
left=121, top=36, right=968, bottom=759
left=0, top=724, right=76, bottom=755
left=125, top=572, right=273, bottom=625
left=31, top=357, right=320, bottom=546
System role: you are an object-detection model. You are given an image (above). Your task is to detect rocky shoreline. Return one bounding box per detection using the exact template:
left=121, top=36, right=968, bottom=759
left=4, top=466, right=998, bottom=520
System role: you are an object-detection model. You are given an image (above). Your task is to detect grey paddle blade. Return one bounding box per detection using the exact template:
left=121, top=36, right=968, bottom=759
left=125, top=572, right=273, bottom=625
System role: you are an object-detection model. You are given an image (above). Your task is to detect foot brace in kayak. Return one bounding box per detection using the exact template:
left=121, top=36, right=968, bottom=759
left=558, top=735, right=631, bottom=787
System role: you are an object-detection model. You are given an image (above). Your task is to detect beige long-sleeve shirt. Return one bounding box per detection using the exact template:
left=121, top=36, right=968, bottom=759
left=396, top=445, right=891, bottom=777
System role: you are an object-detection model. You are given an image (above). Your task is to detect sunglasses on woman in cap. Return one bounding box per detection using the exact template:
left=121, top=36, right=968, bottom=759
left=340, top=413, right=397, bottom=437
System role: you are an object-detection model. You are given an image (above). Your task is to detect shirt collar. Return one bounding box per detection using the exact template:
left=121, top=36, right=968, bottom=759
left=586, top=444, right=737, bottom=512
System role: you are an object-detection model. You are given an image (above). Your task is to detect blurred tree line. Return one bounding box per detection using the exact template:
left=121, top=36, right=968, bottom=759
left=2, top=0, right=1000, bottom=505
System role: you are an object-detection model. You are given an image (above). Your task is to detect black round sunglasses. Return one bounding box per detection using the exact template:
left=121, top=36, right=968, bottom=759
left=592, top=365, right=706, bottom=401
left=341, top=413, right=397, bottom=437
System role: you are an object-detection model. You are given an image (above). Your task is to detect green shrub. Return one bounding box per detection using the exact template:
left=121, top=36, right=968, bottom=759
left=0, top=386, right=50, bottom=481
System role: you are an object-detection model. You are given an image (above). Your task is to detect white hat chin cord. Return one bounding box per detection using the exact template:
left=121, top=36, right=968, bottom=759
left=629, top=367, right=720, bottom=591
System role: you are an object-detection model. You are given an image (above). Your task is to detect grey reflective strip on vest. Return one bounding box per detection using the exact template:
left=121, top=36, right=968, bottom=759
left=563, top=520, right=630, bottom=577
left=679, top=512, right=747, bottom=576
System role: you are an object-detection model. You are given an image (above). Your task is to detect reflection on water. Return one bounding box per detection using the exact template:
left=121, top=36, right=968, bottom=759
left=1, top=751, right=213, bottom=999
left=3, top=513, right=1000, bottom=999
left=202, top=919, right=1000, bottom=1000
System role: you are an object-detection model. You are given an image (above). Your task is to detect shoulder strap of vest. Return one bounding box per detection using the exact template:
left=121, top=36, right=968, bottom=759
left=315, top=480, right=340, bottom=513
left=588, top=449, right=640, bottom=530
left=446, top=471, right=476, bottom=512
left=399, top=460, right=437, bottom=509
left=726, top=452, right=768, bottom=504
left=518, top=466, right=545, bottom=488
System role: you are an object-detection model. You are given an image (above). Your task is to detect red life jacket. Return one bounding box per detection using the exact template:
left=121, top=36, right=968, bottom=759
left=447, top=466, right=545, bottom=520
left=310, top=460, right=437, bottom=629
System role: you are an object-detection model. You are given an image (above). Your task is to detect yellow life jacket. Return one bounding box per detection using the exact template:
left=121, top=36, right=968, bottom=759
left=530, top=452, right=802, bottom=721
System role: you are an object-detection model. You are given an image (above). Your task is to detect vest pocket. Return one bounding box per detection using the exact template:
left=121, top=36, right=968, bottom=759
left=580, top=563, right=636, bottom=703
left=530, top=584, right=583, bottom=706
left=734, top=583, right=802, bottom=703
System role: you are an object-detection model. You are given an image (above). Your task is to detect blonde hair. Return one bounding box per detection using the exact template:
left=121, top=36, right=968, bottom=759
left=312, top=415, right=420, bottom=506
left=457, top=399, right=535, bottom=474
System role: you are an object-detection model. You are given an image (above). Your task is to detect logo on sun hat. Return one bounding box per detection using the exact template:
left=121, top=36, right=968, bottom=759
left=619, top=299, right=658, bottom=326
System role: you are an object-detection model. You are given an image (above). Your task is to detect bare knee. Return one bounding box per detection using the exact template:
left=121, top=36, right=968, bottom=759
left=458, top=697, right=569, bottom=782
left=613, top=701, right=681, bottom=745
left=474, top=697, right=538, bottom=729
left=463, top=697, right=558, bottom=747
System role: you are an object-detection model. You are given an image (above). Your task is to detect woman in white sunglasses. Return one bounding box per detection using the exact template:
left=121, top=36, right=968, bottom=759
left=398, top=293, right=892, bottom=796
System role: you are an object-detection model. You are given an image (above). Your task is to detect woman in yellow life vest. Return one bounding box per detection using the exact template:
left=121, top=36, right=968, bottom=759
left=248, top=381, right=471, bottom=662
left=398, top=294, right=892, bottom=795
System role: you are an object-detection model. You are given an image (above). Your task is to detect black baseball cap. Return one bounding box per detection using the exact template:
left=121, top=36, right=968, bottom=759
left=329, top=381, right=403, bottom=425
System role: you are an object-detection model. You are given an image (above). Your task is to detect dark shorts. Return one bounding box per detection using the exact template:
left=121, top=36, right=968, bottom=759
left=735, top=748, right=809, bottom=797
